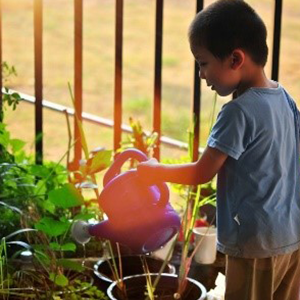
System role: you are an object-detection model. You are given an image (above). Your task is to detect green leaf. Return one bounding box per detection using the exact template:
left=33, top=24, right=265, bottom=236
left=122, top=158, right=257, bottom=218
left=61, top=243, right=76, bottom=252
left=50, top=242, right=76, bottom=252
left=49, top=273, right=69, bottom=287
left=48, top=183, right=84, bottom=209
left=35, top=217, right=70, bottom=237
left=35, top=179, right=47, bottom=196
left=6, top=241, right=32, bottom=250
left=5, top=228, right=37, bottom=240
left=0, top=129, right=10, bottom=147
left=0, top=201, right=23, bottom=215
left=9, top=139, right=26, bottom=153
left=28, top=165, right=50, bottom=178
left=57, top=258, right=85, bottom=272
left=73, top=213, right=96, bottom=221
left=87, top=150, right=112, bottom=174
left=42, top=199, right=56, bottom=214
left=11, top=92, right=21, bottom=100
left=68, top=82, right=89, bottom=159
left=49, top=242, right=61, bottom=251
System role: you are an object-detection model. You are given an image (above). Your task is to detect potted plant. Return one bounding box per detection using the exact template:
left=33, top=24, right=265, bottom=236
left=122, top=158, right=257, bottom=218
left=94, top=255, right=176, bottom=293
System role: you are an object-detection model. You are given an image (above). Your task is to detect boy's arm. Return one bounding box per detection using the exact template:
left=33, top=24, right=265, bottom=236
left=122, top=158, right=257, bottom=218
left=137, top=146, right=228, bottom=186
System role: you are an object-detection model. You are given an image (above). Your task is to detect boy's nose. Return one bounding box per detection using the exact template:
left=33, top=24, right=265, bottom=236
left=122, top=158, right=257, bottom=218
left=199, top=70, right=206, bottom=80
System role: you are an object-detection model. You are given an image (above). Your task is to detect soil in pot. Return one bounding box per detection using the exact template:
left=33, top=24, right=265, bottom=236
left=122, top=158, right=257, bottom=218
left=107, top=273, right=207, bottom=300
left=94, top=255, right=176, bottom=292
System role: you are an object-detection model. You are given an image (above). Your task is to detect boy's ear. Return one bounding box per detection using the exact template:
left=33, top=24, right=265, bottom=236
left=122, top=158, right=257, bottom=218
left=230, top=49, right=245, bottom=70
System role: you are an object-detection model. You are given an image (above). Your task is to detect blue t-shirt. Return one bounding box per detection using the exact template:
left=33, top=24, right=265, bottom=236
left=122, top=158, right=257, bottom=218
left=208, top=84, right=300, bottom=258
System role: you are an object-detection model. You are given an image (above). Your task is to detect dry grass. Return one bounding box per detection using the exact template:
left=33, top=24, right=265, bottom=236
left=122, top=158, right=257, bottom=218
left=2, top=0, right=300, bottom=162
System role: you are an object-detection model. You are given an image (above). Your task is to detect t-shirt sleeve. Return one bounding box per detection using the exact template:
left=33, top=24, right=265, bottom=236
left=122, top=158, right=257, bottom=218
left=207, top=102, right=251, bottom=160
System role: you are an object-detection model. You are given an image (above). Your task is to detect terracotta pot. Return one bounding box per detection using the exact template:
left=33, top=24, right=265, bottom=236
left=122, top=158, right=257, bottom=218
left=94, top=255, right=175, bottom=292
left=107, top=273, right=207, bottom=300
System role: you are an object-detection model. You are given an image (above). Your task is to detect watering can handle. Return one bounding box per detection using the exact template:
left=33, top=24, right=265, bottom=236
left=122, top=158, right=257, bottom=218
left=103, top=148, right=169, bottom=207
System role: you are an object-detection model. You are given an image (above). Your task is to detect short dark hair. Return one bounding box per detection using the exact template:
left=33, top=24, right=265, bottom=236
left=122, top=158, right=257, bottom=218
left=188, top=0, right=268, bottom=66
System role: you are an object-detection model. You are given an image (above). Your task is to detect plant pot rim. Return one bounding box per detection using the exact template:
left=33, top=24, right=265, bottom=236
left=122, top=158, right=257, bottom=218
left=107, top=273, right=207, bottom=300
left=94, top=255, right=176, bottom=283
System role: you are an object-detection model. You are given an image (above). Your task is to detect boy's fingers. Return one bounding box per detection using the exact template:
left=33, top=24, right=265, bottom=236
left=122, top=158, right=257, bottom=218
left=137, top=158, right=159, bottom=185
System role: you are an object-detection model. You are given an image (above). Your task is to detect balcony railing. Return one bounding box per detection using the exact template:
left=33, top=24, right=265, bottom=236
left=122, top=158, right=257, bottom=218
left=0, top=0, right=283, bottom=166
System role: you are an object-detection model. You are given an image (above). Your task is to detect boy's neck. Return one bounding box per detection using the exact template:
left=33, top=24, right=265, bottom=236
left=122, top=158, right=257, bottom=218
left=236, top=65, right=277, bottom=97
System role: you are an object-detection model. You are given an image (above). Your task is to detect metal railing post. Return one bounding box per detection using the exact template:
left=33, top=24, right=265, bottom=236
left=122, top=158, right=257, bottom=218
left=114, top=0, right=124, bottom=154
left=153, top=0, right=163, bottom=160
left=74, top=0, right=83, bottom=165
left=192, top=0, right=203, bottom=162
left=271, top=0, right=282, bottom=81
left=34, top=0, right=43, bottom=164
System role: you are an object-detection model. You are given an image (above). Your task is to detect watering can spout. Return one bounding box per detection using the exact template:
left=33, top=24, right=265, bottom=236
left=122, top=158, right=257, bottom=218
left=71, top=220, right=123, bottom=245
left=88, top=220, right=123, bottom=243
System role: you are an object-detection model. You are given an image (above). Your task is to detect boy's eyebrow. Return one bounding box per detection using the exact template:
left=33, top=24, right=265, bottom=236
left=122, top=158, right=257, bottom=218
left=195, top=56, right=204, bottom=62
left=194, top=54, right=205, bottom=60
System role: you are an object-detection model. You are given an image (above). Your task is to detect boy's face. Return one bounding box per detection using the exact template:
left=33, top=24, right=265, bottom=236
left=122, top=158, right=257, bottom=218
left=191, top=46, right=240, bottom=97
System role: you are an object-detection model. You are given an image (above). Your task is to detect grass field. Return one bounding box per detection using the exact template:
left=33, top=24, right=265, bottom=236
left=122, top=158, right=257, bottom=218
left=2, top=0, right=300, bottom=163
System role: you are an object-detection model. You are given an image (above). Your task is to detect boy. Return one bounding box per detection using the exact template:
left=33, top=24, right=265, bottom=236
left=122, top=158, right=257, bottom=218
left=137, top=1, right=300, bottom=299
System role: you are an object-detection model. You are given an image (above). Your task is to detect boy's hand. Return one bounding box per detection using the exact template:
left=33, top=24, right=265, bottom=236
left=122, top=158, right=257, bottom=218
left=137, top=158, right=159, bottom=185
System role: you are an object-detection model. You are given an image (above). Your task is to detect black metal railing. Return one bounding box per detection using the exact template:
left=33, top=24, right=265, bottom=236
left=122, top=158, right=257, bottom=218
left=0, top=0, right=283, bottom=166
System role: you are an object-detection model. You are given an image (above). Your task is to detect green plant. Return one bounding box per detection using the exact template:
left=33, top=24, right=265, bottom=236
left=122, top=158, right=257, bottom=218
left=0, top=146, right=109, bottom=298
left=119, top=117, right=158, bottom=169
left=0, top=237, right=9, bottom=300
left=0, top=77, right=111, bottom=298
left=1, top=62, right=21, bottom=122
left=1, top=227, right=108, bottom=299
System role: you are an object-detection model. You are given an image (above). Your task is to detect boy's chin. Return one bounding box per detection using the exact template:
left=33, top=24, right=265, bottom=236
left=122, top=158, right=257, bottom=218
left=216, top=89, right=234, bottom=97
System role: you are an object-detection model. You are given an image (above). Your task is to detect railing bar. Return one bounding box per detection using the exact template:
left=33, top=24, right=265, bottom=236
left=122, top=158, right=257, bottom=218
left=4, top=88, right=204, bottom=153
left=74, top=0, right=83, bottom=163
left=271, top=0, right=282, bottom=81
left=114, top=0, right=123, bottom=153
left=153, top=0, right=164, bottom=160
left=34, top=0, right=43, bottom=164
left=192, top=0, right=203, bottom=162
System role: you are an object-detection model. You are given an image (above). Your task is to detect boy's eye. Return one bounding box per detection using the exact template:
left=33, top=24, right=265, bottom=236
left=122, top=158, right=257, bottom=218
left=199, top=62, right=207, bottom=67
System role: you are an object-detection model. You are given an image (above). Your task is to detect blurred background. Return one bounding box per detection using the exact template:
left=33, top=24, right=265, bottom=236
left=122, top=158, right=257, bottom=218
left=2, top=0, right=300, bottom=162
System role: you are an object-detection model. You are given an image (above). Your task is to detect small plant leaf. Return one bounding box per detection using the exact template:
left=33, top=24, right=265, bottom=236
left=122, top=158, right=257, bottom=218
left=28, top=165, right=51, bottom=178
left=42, top=199, right=56, bottom=214
left=9, top=138, right=26, bottom=153
left=50, top=242, right=76, bottom=252
left=73, top=213, right=96, bottom=221
left=61, top=243, right=76, bottom=252
left=57, top=258, right=85, bottom=272
left=0, top=201, right=23, bottom=215
left=49, top=273, right=69, bottom=287
left=48, top=183, right=84, bottom=209
left=35, top=217, right=70, bottom=237
left=87, top=150, right=112, bottom=174
left=5, top=228, right=37, bottom=240
left=6, top=241, right=32, bottom=250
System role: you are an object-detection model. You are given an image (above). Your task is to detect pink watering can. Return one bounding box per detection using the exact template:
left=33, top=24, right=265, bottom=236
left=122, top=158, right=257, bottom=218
left=72, top=148, right=181, bottom=254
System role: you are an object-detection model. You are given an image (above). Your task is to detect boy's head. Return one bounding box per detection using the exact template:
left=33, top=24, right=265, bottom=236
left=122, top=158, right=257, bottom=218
left=188, top=0, right=268, bottom=67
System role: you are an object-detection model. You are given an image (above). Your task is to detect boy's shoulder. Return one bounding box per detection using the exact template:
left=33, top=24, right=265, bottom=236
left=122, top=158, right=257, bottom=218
left=220, top=84, right=291, bottom=119
left=231, top=84, right=284, bottom=106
